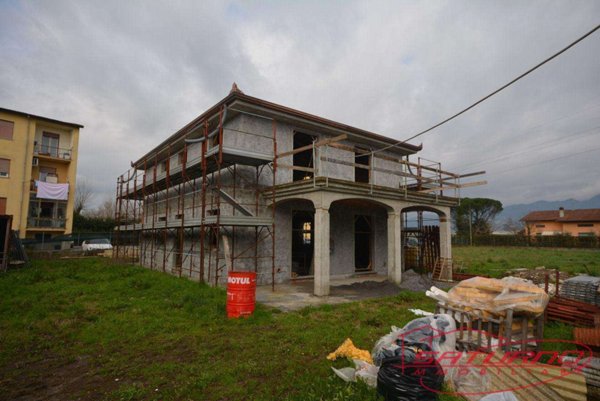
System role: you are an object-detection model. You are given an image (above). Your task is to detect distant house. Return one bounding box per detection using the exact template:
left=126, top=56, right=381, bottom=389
left=521, top=207, right=600, bottom=237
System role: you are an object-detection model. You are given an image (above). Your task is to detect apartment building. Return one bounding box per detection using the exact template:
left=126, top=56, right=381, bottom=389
left=0, top=108, right=82, bottom=242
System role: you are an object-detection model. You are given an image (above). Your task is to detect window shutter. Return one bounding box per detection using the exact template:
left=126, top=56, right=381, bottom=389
left=0, top=158, right=10, bottom=175
left=0, top=120, right=13, bottom=140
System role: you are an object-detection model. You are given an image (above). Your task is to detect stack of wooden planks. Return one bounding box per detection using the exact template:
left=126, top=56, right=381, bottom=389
left=429, top=276, right=550, bottom=316
left=459, top=351, right=587, bottom=401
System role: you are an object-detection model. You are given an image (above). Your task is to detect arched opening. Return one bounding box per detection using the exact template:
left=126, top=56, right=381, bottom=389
left=330, top=198, right=392, bottom=276
left=400, top=206, right=446, bottom=274
left=274, top=198, right=315, bottom=278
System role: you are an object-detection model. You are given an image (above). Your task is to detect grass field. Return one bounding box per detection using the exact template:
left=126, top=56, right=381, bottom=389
left=453, top=245, right=600, bottom=277
left=0, top=253, right=578, bottom=401
left=0, top=258, right=466, bottom=401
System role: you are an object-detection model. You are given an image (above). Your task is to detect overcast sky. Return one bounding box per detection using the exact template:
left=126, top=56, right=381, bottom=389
left=1, top=1, right=599, bottom=210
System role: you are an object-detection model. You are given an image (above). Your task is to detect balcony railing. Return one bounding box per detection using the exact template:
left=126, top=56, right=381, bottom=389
left=34, top=144, right=72, bottom=160
left=27, top=217, right=66, bottom=229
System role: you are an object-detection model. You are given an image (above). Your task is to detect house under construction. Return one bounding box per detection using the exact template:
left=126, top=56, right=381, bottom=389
left=113, top=84, right=485, bottom=296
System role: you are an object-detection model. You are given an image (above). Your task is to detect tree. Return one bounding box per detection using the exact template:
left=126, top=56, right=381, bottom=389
left=452, top=198, right=503, bottom=237
left=75, top=179, right=94, bottom=215
left=88, top=198, right=115, bottom=220
left=502, top=218, right=524, bottom=235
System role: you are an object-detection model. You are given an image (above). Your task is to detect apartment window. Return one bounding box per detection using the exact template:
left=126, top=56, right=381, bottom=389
left=0, top=158, right=9, bottom=178
left=0, top=197, right=6, bottom=214
left=41, top=132, right=60, bottom=157
left=40, top=166, right=58, bottom=183
left=0, top=120, right=14, bottom=140
left=535, top=224, right=545, bottom=228
left=578, top=223, right=594, bottom=227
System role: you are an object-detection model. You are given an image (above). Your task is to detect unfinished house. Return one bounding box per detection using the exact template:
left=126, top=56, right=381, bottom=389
left=114, top=84, right=484, bottom=296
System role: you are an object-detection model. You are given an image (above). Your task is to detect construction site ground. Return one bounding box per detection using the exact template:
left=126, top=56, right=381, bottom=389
left=1, top=254, right=590, bottom=401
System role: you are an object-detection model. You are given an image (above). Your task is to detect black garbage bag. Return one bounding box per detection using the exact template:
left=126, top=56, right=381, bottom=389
left=377, top=343, right=444, bottom=401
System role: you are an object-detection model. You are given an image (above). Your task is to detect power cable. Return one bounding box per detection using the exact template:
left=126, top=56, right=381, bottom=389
left=372, top=23, right=600, bottom=155
left=487, top=145, right=600, bottom=177
left=452, top=125, right=600, bottom=171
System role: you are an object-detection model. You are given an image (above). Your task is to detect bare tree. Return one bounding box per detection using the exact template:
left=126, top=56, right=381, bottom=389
left=75, top=179, right=94, bottom=215
left=90, top=198, right=116, bottom=219
left=502, top=218, right=524, bottom=235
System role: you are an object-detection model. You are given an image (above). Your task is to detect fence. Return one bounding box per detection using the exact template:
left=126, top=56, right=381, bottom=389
left=21, top=232, right=114, bottom=250
left=453, top=234, right=599, bottom=249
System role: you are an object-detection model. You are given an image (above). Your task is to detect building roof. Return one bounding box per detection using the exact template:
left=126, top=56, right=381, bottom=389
left=133, top=84, right=422, bottom=167
left=521, top=208, right=600, bottom=223
left=0, top=107, right=83, bottom=128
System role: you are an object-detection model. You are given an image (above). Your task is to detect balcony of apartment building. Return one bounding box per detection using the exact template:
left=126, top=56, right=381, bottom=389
left=27, top=166, right=70, bottom=231
left=27, top=197, right=67, bottom=230
left=33, top=132, right=73, bottom=163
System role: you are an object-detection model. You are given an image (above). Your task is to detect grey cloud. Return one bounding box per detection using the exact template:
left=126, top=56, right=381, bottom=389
left=1, top=0, right=599, bottom=208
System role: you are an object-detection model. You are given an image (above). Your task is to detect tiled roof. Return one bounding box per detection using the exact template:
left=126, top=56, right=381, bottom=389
left=521, top=209, right=600, bottom=222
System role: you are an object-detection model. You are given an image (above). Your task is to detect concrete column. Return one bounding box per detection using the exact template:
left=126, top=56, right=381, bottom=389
left=314, top=207, right=330, bottom=296
left=440, top=216, right=452, bottom=260
left=387, top=211, right=402, bottom=284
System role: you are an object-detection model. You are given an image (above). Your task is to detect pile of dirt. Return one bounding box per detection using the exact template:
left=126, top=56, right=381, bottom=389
left=333, top=280, right=401, bottom=297
left=330, top=270, right=453, bottom=299
left=398, top=269, right=434, bottom=292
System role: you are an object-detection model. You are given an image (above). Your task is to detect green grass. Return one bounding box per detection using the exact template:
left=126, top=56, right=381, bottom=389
left=0, top=258, right=464, bottom=401
left=0, top=256, right=580, bottom=400
left=453, top=245, right=600, bottom=277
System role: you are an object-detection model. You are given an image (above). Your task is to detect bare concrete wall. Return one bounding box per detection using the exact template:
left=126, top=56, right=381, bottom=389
left=329, top=201, right=388, bottom=276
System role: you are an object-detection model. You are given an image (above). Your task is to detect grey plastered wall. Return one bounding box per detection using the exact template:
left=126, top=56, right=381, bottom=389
left=373, top=152, right=404, bottom=188
left=318, top=142, right=354, bottom=181
left=329, top=201, right=388, bottom=276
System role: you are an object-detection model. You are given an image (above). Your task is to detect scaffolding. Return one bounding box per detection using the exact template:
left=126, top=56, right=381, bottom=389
left=113, top=95, right=487, bottom=289
left=113, top=105, right=278, bottom=288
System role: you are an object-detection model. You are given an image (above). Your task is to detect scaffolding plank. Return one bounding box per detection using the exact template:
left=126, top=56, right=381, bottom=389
left=216, top=188, right=254, bottom=216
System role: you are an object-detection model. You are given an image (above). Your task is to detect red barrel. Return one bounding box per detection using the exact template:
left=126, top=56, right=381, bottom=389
left=226, top=271, right=257, bottom=318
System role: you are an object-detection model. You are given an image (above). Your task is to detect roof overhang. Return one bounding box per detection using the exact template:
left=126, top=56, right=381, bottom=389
left=0, top=107, right=83, bottom=129
left=133, top=90, right=422, bottom=169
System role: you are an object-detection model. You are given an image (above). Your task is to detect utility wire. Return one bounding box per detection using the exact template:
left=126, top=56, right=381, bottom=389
left=453, top=125, right=600, bottom=171
left=447, top=98, right=600, bottom=150
left=373, top=23, right=600, bottom=155
left=488, top=145, right=600, bottom=177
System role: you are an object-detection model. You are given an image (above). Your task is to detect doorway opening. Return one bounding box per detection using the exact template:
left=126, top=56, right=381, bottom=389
left=293, top=132, right=316, bottom=182
left=355, top=150, right=370, bottom=183
left=354, top=214, right=372, bottom=271
left=400, top=209, right=441, bottom=273
left=291, top=210, right=314, bottom=277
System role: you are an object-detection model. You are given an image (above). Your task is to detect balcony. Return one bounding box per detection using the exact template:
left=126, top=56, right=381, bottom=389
left=27, top=217, right=66, bottom=229
left=34, top=144, right=72, bottom=162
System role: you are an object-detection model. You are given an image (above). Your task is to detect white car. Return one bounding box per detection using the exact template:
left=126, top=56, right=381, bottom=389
left=82, top=238, right=113, bottom=251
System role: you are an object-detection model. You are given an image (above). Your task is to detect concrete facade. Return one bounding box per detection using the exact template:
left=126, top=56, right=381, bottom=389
left=121, top=88, right=459, bottom=296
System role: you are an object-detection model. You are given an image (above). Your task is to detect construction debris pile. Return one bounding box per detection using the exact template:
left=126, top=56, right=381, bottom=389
left=327, top=315, right=455, bottom=401
left=504, top=267, right=569, bottom=295
left=560, top=275, right=600, bottom=307
left=327, top=311, right=586, bottom=401
left=426, top=276, right=549, bottom=317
